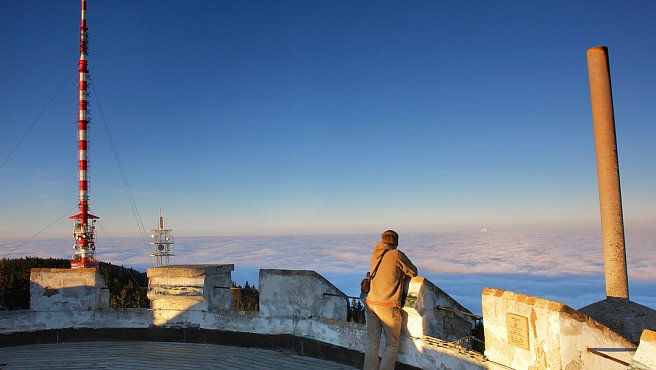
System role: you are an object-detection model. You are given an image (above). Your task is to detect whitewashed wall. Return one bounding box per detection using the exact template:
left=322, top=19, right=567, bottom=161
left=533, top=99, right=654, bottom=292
left=30, top=268, right=109, bottom=311
left=0, top=267, right=489, bottom=370
left=482, top=287, right=637, bottom=369
left=631, top=329, right=656, bottom=370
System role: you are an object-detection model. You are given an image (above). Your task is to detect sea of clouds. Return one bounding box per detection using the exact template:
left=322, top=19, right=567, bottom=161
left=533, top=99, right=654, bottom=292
left=1, top=229, right=654, bottom=314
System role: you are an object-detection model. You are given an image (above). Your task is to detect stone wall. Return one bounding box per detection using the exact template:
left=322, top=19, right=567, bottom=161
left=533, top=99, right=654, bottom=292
left=403, top=277, right=477, bottom=343
left=482, top=287, right=637, bottom=369
left=147, top=264, right=234, bottom=326
left=30, top=268, right=109, bottom=311
left=0, top=266, right=489, bottom=369
left=6, top=266, right=655, bottom=369
left=258, top=269, right=347, bottom=321
left=631, top=329, right=656, bottom=370
left=399, top=277, right=482, bottom=368
left=0, top=309, right=153, bottom=333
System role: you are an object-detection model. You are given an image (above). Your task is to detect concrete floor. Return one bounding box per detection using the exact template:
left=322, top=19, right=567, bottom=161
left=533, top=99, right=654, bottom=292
left=0, top=341, right=359, bottom=369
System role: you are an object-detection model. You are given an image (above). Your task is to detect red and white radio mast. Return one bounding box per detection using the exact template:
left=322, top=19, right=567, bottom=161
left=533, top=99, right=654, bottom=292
left=70, top=0, right=99, bottom=268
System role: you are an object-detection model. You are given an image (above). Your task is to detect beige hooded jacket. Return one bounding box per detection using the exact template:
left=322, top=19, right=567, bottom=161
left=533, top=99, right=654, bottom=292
left=365, top=242, right=418, bottom=307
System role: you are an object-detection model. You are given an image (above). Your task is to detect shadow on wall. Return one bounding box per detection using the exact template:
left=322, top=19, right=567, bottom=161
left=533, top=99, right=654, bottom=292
left=30, top=268, right=110, bottom=312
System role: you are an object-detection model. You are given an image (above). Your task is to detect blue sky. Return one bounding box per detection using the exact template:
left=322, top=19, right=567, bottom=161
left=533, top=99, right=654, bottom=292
left=1, top=0, right=655, bottom=238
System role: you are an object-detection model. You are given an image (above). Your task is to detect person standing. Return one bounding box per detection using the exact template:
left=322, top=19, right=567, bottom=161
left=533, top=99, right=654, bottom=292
left=364, top=230, right=418, bottom=370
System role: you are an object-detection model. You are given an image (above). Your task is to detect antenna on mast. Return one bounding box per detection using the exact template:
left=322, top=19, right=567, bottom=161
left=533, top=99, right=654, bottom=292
left=150, top=210, right=175, bottom=266
left=70, top=0, right=99, bottom=269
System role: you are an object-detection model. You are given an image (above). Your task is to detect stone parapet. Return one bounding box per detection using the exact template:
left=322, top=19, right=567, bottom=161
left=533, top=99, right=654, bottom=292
left=403, top=277, right=477, bottom=344
left=6, top=266, right=488, bottom=369
left=0, top=309, right=487, bottom=370
left=30, top=268, right=109, bottom=311
left=482, top=287, right=636, bottom=369
left=258, top=269, right=347, bottom=321
left=0, top=309, right=154, bottom=334
left=630, top=329, right=656, bottom=370
left=147, top=264, right=234, bottom=326
left=147, top=264, right=234, bottom=278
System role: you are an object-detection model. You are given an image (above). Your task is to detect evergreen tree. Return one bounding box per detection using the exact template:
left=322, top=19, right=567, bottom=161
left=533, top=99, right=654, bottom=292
left=347, top=298, right=366, bottom=324
left=231, top=280, right=259, bottom=311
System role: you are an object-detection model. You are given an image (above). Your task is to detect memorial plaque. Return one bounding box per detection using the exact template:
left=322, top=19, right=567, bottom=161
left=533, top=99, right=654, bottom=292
left=506, top=313, right=530, bottom=350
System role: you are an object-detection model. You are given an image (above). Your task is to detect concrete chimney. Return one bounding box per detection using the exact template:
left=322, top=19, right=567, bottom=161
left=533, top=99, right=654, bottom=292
left=586, top=46, right=629, bottom=300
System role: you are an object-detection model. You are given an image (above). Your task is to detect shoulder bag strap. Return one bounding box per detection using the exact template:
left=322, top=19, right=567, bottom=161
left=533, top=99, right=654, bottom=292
left=370, top=249, right=390, bottom=280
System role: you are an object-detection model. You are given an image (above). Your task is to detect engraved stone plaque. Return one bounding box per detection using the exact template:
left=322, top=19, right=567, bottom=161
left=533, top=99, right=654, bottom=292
left=506, top=313, right=530, bottom=350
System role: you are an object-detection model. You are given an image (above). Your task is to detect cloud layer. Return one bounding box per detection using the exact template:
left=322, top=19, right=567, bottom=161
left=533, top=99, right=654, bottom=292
left=2, top=228, right=654, bottom=314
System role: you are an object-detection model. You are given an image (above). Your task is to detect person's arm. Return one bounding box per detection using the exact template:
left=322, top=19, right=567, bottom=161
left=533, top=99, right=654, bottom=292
left=397, top=250, right=418, bottom=277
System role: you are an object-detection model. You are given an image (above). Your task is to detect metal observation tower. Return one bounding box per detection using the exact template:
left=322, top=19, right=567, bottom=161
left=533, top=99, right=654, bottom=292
left=150, top=212, right=174, bottom=266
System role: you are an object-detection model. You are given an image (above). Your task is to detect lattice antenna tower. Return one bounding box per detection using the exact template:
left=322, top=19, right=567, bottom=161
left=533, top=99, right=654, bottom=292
left=150, top=211, right=175, bottom=266
left=70, top=0, right=100, bottom=268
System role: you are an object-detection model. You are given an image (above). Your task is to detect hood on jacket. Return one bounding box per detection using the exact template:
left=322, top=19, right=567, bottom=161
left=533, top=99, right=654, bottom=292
left=373, top=242, right=397, bottom=258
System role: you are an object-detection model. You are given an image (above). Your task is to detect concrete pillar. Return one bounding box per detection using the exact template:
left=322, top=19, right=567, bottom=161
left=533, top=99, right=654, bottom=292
left=586, top=46, right=629, bottom=299
left=30, top=268, right=109, bottom=311
left=147, top=264, right=234, bottom=326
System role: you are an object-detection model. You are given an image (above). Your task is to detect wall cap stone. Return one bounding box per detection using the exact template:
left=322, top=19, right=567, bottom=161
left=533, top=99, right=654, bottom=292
left=260, top=269, right=346, bottom=296
left=147, top=264, right=234, bottom=278
left=484, top=288, right=570, bottom=313
left=641, top=329, right=656, bottom=343
left=30, top=268, right=99, bottom=274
